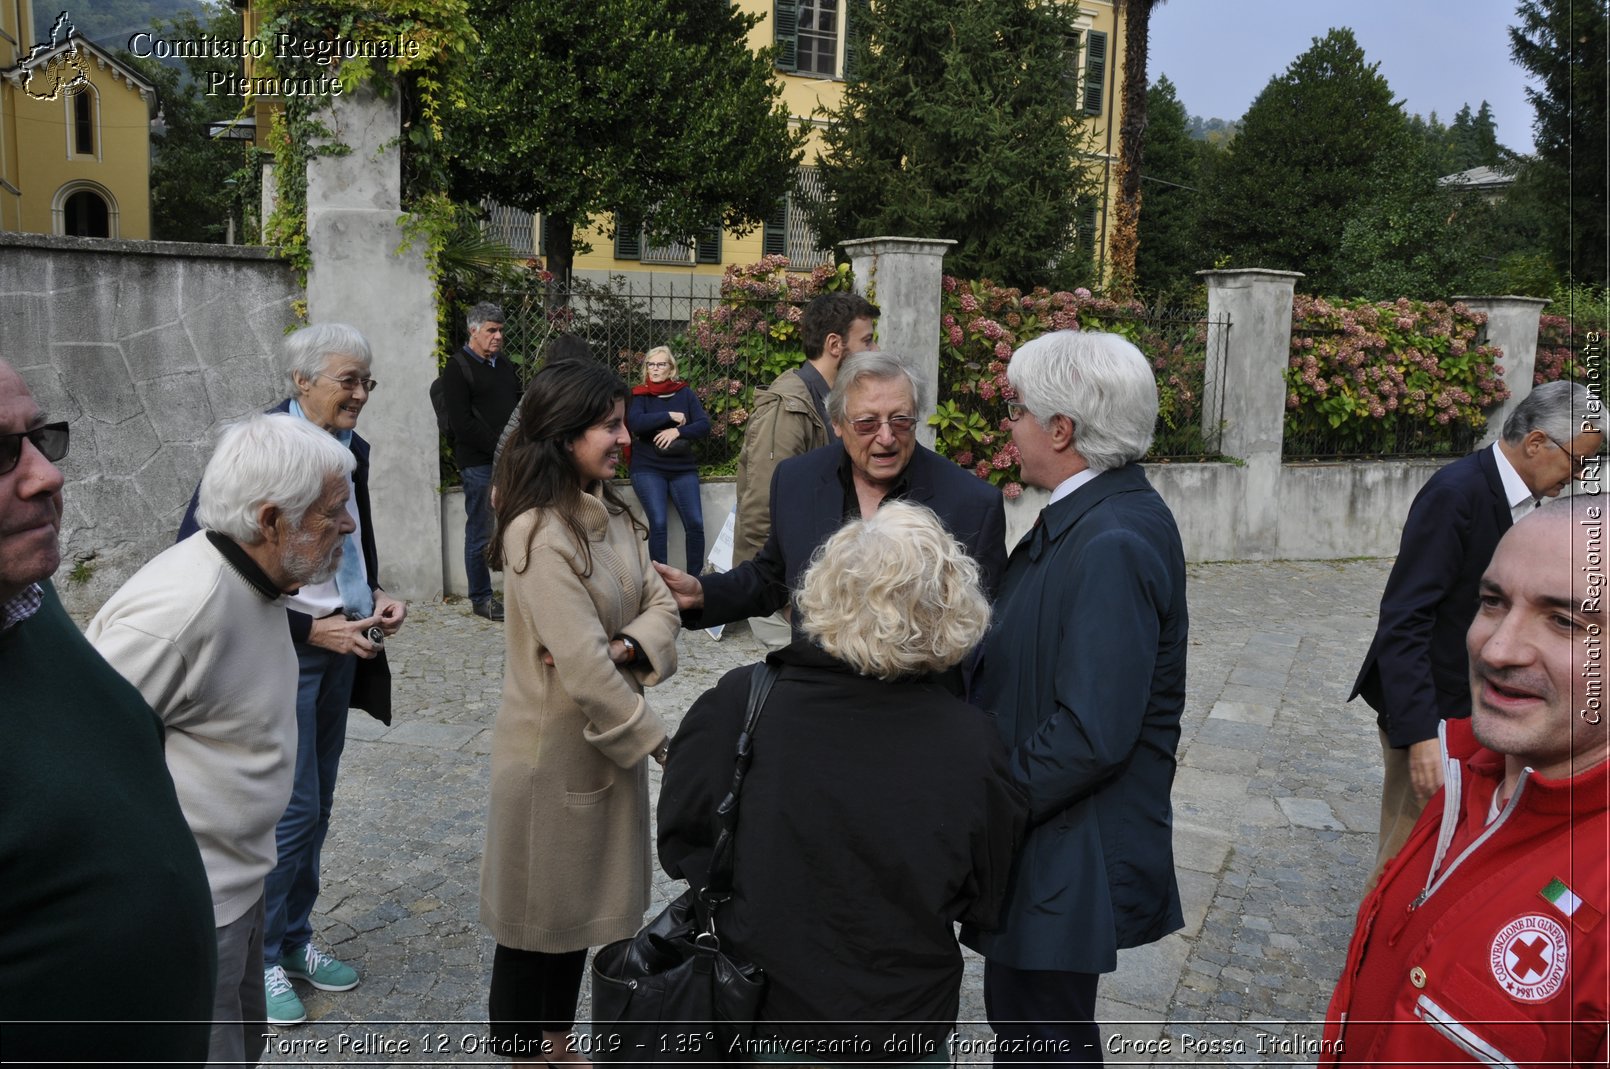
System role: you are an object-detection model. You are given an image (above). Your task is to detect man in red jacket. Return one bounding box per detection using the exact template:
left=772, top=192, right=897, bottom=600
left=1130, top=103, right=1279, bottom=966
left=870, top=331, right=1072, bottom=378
left=1325, top=494, right=1609, bottom=1066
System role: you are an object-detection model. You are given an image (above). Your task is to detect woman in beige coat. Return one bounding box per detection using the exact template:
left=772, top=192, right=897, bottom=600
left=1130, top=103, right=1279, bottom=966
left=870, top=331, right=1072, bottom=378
left=480, top=360, right=679, bottom=1064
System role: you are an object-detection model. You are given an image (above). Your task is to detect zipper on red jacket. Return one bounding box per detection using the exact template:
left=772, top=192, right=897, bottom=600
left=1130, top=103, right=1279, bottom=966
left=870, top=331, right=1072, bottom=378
left=1411, top=769, right=1531, bottom=910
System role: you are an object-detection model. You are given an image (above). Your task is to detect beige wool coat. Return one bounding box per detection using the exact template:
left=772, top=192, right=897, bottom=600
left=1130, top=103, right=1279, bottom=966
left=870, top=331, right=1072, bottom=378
left=480, top=487, right=679, bottom=953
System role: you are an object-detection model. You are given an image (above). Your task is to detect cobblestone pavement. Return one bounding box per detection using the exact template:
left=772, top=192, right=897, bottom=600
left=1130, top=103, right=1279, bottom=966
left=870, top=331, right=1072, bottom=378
left=256, top=559, right=1392, bottom=1067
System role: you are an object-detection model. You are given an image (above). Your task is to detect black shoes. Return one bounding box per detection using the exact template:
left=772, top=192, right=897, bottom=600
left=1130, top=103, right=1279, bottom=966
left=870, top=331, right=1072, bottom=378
left=472, top=598, right=504, bottom=622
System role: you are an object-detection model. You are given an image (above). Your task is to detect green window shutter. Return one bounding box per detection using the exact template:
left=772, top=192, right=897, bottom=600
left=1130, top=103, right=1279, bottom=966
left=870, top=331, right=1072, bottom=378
left=1084, top=30, right=1107, bottom=116
left=774, top=0, right=798, bottom=72
left=1079, top=201, right=1099, bottom=259
left=762, top=196, right=788, bottom=257
left=614, top=214, right=642, bottom=260
left=696, top=224, right=722, bottom=264
left=843, top=0, right=870, bottom=81
left=538, top=215, right=548, bottom=256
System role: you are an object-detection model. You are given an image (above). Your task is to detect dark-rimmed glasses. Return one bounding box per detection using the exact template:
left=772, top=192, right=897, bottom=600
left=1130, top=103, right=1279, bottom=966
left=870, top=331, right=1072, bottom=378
left=847, top=416, right=919, bottom=437
left=1005, top=400, right=1028, bottom=422
left=0, top=422, right=69, bottom=476
left=1547, top=436, right=1596, bottom=475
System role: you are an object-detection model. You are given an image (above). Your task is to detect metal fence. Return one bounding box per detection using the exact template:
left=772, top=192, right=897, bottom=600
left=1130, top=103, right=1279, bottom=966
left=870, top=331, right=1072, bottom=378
left=466, top=280, right=795, bottom=474
left=454, top=284, right=1233, bottom=478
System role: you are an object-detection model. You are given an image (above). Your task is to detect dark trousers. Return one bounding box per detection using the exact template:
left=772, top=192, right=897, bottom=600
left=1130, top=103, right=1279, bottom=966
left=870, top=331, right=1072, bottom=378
left=630, top=468, right=705, bottom=572
left=461, top=463, right=495, bottom=605
left=488, top=945, right=588, bottom=1058
left=983, top=960, right=1102, bottom=1067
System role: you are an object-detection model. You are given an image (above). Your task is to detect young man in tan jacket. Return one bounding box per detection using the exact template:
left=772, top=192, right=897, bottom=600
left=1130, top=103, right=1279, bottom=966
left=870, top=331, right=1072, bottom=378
left=732, top=292, right=877, bottom=648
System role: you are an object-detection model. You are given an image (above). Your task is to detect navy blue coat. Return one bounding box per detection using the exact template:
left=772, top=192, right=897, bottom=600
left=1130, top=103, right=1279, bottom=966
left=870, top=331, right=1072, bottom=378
left=693, top=442, right=1008, bottom=633
left=961, top=464, right=1187, bottom=973
left=1349, top=447, right=1513, bottom=747
left=626, top=386, right=711, bottom=477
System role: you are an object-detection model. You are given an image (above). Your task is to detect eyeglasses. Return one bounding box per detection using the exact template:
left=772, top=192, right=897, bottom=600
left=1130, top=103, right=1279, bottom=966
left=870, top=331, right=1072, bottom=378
left=318, top=373, right=377, bottom=393
left=1547, top=436, right=1596, bottom=475
left=847, top=416, right=920, bottom=437
left=644, top=362, right=672, bottom=369
left=0, top=422, right=69, bottom=476
left=1005, top=400, right=1028, bottom=422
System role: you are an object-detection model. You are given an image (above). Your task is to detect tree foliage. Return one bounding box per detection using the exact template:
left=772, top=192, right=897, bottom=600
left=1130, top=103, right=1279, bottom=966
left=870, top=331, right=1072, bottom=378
left=1409, top=102, right=1507, bottom=175
left=1510, top=0, right=1609, bottom=285
left=1133, top=76, right=1204, bottom=305
left=30, top=0, right=195, bottom=47
left=116, top=2, right=257, bottom=244
left=811, top=0, right=1092, bottom=290
left=447, top=0, right=804, bottom=281
left=1203, top=28, right=1423, bottom=294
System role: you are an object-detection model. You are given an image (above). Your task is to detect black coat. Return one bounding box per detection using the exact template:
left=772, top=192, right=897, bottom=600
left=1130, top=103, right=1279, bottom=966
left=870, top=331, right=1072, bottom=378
left=961, top=464, right=1188, bottom=973
left=658, top=642, right=1027, bottom=1060
left=693, top=442, right=1008, bottom=633
left=1350, top=447, right=1513, bottom=747
left=443, top=347, right=521, bottom=468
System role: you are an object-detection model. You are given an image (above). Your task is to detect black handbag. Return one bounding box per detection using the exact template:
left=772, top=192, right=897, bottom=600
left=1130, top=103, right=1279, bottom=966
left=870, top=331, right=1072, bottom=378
left=650, top=435, right=694, bottom=459
left=591, top=662, right=778, bottom=1065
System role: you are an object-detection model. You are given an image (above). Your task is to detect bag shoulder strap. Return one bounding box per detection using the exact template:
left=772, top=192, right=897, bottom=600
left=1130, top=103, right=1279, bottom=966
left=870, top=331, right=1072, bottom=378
left=700, top=661, right=780, bottom=904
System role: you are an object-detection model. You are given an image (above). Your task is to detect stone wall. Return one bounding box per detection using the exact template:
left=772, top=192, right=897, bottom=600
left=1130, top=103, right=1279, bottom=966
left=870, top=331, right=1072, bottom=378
left=0, top=231, right=300, bottom=612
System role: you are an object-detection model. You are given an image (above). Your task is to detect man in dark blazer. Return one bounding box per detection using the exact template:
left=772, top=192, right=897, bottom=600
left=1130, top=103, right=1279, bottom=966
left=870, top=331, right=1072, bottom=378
left=958, top=330, right=1188, bottom=1066
left=1351, top=379, right=1602, bottom=883
left=654, top=351, right=1006, bottom=637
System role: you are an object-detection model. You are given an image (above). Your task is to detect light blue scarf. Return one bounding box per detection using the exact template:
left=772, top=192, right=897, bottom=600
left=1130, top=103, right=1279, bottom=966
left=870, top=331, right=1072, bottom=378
left=290, top=400, right=373, bottom=617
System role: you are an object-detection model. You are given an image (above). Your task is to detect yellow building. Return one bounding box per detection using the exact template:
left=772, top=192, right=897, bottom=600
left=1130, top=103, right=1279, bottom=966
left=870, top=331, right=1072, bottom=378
left=0, top=8, right=156, bottom=238
left=521, top=0, right=1126, bottom=289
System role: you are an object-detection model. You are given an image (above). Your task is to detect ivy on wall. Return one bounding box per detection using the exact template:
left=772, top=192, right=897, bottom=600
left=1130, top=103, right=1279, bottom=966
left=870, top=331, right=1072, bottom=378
left=251, top=0, right=476, bottom=305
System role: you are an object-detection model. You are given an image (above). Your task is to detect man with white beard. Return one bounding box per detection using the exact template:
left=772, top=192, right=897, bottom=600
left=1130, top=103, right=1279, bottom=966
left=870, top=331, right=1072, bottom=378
left=88, top=412, right=357, bottom=1069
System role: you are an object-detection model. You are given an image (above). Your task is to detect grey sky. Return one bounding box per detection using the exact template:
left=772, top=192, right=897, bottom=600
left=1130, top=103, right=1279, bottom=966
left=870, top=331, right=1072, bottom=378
left=1148, top=0, right=1538, bottom=152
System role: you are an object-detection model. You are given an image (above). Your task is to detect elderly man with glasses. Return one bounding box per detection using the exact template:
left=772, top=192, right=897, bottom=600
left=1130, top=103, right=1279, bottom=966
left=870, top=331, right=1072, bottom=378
left=655, top=351, right=1006, bottom=646
left=1350, top=378, right=1603, bottom=890
left=0, top=359, right=216, bottom=1064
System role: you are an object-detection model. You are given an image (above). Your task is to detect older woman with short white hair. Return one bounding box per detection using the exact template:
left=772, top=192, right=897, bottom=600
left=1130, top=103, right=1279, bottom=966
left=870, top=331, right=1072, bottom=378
left=178, top=322, right=408, bottom=1027
left=658, top=501, right=1027, bottom=1065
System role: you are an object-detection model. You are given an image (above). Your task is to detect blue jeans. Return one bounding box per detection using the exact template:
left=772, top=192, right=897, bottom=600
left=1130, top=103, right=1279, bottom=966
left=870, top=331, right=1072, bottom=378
left=263, top=643, right=356, bottom=967
left=461, top=463, right=495, bottom=605
left=631, top=469, right=704, bottom=570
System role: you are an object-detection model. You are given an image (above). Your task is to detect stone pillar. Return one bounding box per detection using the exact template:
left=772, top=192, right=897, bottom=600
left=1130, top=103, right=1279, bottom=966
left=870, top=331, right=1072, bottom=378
left=1453, top=296, right=1549, bottom=446
left=840, top=236, right=955, bottom=449
left=305, top=87, right=442, bottom=598
left=1199, top=269, right=1303, bottom=559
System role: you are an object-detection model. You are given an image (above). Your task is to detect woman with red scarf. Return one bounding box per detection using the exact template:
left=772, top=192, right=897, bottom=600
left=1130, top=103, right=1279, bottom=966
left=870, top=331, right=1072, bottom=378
left=627, top=346, right=711, bottom=570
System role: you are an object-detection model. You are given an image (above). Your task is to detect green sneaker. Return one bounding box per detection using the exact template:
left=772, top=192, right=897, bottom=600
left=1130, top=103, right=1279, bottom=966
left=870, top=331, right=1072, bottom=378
left=264, top=965, right=306, bottom=1026
left=281, top=942, right=359, bottom=992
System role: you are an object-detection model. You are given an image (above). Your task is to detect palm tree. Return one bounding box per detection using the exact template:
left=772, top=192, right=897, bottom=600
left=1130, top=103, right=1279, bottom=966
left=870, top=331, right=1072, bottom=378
left=1108, top=0, right=1165, bottom=300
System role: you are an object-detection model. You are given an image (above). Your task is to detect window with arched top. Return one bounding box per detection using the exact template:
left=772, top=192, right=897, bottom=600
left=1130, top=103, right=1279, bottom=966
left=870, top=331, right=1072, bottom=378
left=52, top=182, right=118, bottom=238
left=63, top=190, right=109, bottom=237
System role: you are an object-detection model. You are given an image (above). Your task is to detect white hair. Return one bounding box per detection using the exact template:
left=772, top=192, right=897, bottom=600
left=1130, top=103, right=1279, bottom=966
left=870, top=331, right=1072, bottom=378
left=797, top=501, right=990, bottom=680
left=827, top=351, right=930, bottom=422
left=1502, top=379, right=1603, bottom=444
left=284, top=323, right=372, bottom=391
left=196, top=413, right=355, bottom=544
left=1008, top=331, right=1157, bottom=471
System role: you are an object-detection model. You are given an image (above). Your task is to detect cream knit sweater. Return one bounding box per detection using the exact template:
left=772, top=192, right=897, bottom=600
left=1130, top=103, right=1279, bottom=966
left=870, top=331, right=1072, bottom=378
left=87, top=532, right=297, bottom=927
